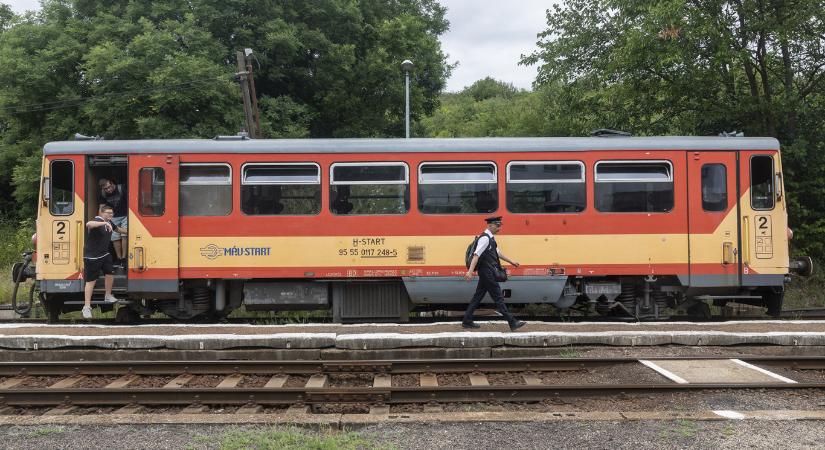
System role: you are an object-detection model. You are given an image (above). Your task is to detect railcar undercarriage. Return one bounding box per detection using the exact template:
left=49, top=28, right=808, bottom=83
left=29, top=273, right=791, bottom=323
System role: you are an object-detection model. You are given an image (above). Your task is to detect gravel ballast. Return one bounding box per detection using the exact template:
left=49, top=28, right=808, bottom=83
left=2, top=421, right=824, bottom=449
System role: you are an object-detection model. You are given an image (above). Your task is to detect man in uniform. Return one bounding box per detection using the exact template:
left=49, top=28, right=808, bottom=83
left=98, top=178, right=128, bottom=267
left=463, top=216, right=526, bottom=331
left=82, top=205, right=127, bottom=319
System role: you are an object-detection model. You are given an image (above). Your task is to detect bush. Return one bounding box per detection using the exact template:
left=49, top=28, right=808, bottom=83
left=0, top=218, right=34, bottom=268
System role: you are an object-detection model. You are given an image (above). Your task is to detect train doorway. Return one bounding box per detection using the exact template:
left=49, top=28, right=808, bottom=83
left=85, top=154, right=129, bottom=295
left=686, top=151, right=741, bottom=288
left=127, top=154, right=180, bottom=295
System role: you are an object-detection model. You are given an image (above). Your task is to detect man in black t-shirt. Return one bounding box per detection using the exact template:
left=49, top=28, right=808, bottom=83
left=82, top=205, right=127, bottom=319
left=98, top=178, right=128, bottom=267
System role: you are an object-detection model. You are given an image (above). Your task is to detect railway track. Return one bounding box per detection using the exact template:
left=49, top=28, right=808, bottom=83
left=1, top=357, right=823, bottom=413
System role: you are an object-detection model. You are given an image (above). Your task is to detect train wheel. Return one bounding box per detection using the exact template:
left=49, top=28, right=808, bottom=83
left=765, top=290, right=784, bottom=317
left=687, top=301, right=711, bottom=319
left=115, top=307, right=140, bottom=324
left=44, top=301, right=61, bottom=324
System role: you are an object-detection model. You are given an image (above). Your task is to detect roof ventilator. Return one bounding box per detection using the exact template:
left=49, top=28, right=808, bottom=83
left=213, top=131, right=250, bottom=141
left=719, top=130, right=745, bottom=137
left=73, top=133, right=104, bottom=141
left=591, top=129, right=631, bottom=137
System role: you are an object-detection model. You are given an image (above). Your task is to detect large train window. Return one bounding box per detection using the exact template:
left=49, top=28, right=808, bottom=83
left=595, top=161, right=673, bottom=213
left=750, top=155, right=774, bottom=210
left=179, top=163, right=232, bottom=216
left=330, top=163, right=409, bottom=215
left=418, top=162, right=497, bottom=214
left=506, top=161, right=585, bottom=213
left=701, top=164, right=727, bottom=212
left=48, top=160, right=74, bottom=216
left=241, top=163, right=320, bottom=215
left=138, top=167, right=165, bottom=216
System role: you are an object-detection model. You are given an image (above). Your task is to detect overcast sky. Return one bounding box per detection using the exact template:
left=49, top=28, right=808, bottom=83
left=5, top=0, right=553, bottom=92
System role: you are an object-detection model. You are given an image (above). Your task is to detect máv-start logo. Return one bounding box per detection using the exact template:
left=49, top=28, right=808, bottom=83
left=200, top=244, right=272, bottom=260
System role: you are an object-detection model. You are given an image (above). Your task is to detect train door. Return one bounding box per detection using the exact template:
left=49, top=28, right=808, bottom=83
left=127, top=154, right=180, bottom=294
left=687, top=151, right=740, bottom=287
left=37, top=156, right=86, bottom=293
left=739, top=152, right=789, bottom=282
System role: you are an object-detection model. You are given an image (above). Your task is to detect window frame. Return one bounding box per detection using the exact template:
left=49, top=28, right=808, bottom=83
left=505, top=160, right=585, bottom=183
left=418, top=161, right=498, bottom=185
left=594, top=160, right=673, bottom=183
left=179, top=162, right=233, bottom=216
left=138, top=167, right=165, bottom=217
left=179, top=163, right=232, bottom=186
left=700, top=163, right=728, bottom=213
left=593, top=159, right=675, bottom=213
left=240, top=162, right=321, bottom=216
left=505, top=160, right=586, bottom=214
left=241, top=162, right=321, bottom=185
left=330, top=162, right=409, bottom=185
left=749, top=154, right=775, bottom=211
left=329, top=162, right=410, bottom=216
left=417, top=161, right=499, bottom=215
left=49, top=159, right=74, bottom=216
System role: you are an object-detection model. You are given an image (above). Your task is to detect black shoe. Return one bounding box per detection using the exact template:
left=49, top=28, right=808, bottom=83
left=461, top=322, right=481, bottom=329
left=509, top=321, right=526, bottom=331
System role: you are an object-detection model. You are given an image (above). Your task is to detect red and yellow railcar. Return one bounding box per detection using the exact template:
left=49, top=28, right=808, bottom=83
left=31, top=136, right=811, bottom=322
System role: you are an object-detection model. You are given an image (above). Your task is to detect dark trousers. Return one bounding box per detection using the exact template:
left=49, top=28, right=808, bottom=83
left=463, top=266, right=517, bottom=326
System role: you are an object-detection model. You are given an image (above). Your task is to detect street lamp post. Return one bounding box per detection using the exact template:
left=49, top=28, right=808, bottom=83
left=401, top=59, right=413, bottom=139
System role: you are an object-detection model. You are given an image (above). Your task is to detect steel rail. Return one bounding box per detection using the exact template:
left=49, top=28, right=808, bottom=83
left=0, top=356, right=823, bottom=376
left=1, top=383, right=824, bottom=407
left=0, top=357, right=819, bottom=376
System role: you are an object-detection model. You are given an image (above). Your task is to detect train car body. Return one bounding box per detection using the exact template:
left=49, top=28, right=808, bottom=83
left=32, top=136, right=810, bottom=322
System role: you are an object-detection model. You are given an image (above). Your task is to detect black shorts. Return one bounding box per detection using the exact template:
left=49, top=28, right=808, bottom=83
left=83, top=254, right=114, bottom=282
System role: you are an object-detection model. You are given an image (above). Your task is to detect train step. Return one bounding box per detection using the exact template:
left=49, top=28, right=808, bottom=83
left=62, top=298, right=131, bottom=306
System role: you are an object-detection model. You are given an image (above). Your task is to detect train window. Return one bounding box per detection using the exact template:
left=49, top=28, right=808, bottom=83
left=330, top=163, right=409, bottom=215
left=701, top=164, right=727, bottom=212
left=594, top=161, right=673, bottom=213
left=179, top=163, right=232, bottom=216
left=750, top=155, right=774, bottom=210
left=506, top=161, right=585, bottom=213
left=241, top=163, right=320, bottom=215
left=418, top=162, right=498, bottom=214
left=138, top=167, right=165, bottom=216
left=49, top=160, right=74, bottom=216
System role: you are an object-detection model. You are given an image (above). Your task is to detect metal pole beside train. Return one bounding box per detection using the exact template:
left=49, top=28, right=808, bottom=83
left=236, top=50, right=257, bottom=138
left=402, top=59, right=413, bottom=139
left=245, top=48, right=262, bottom=138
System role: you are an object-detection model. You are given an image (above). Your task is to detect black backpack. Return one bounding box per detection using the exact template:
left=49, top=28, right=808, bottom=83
left=465, top=235, right=481, bottom=269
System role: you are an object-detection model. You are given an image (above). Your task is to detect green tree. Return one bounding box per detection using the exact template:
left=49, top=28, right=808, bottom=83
left=0, top=0, right=451, bottom=219
left=521, top=0, right=825, bottom=258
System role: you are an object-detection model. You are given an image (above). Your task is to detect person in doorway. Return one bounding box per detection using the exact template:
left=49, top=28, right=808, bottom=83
left=82, top=205, right=126, bottom=319
left=463, top=216, right=526, bottom=331
left=98, top=178, right=128, bottom=267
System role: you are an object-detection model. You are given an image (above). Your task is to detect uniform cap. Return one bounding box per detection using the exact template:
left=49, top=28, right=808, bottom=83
left=485, top=216, right=502, bottom=224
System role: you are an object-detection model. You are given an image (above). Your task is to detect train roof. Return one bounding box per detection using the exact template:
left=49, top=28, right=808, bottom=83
left=43, top=136, right=781, bottom=156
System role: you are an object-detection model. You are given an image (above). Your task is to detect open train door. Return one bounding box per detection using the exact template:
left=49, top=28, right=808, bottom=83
left=127, top=154, right=180, bottom=295
left=687, top=151, right=741, bottom=288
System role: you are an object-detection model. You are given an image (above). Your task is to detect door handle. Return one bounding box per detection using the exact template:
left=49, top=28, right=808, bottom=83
left=742, top=216, right=750, bottom=265
left=723, top=242, right=735, bottom=265
left=75, top=221, right=82, bottom=271
left=134, top=246, right=146, bottom=272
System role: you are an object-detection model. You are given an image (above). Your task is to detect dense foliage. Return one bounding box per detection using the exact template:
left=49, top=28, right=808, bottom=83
left=425, top=1, right=825, bottom=259
left=1, top=0, right=822, bottom=260
left=0, top=0, right=450, bottom=219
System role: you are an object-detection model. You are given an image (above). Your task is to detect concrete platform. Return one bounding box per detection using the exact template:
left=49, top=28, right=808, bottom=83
left=0, top=320, right=824, bottom=352
left=640, top=359, right=798, bottom=384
